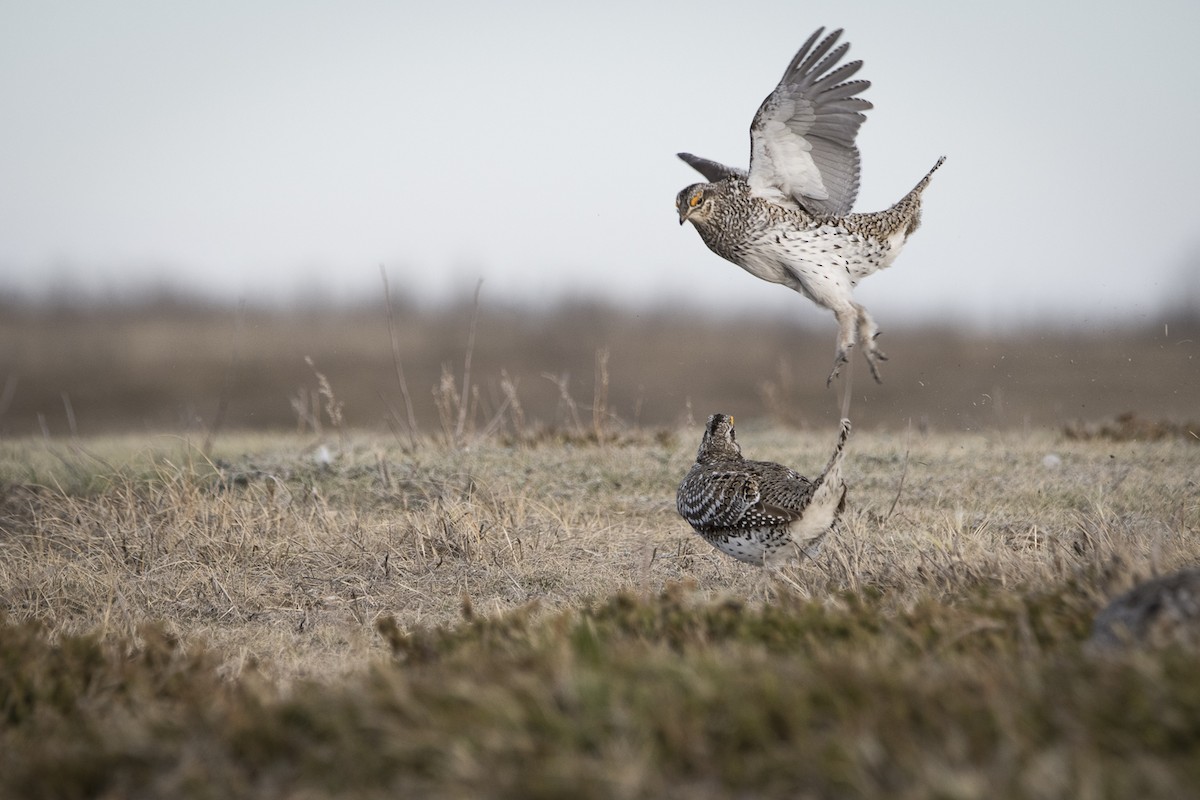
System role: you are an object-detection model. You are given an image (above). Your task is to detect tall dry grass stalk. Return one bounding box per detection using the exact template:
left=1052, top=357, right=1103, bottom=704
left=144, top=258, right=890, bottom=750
left=542, top=371, right=585, bottom=439
left=380, top=266, right=419, bottom=451
left=592, top=347, right=610, bottom=442
left=201, top=299, right=246, bottom=456
left=301, top=356, right=346, bottom=450
left=431, top=280, right=511, bottom=448
left=455, top=280, right=483, bottom=443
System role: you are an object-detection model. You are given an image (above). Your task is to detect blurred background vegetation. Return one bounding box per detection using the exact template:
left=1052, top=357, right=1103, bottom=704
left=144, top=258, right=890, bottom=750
left=2, top=290, right=1196, bottom=439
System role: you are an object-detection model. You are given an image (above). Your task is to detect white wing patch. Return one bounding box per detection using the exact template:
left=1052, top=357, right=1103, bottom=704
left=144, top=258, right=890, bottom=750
left=743, top=29, right=871, bottom=217
left=748, top=99, right=829, bottom=205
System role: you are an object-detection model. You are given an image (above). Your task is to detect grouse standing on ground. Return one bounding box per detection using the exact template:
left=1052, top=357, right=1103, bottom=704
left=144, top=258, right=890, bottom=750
left=677, top=414, right=850, bottom=565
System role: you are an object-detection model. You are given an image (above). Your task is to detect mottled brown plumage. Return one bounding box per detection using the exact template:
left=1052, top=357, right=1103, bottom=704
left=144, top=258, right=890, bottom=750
left=1089, top=568, right=1200, bottom=649
left=676, top=27, right=944, bottom=385
left=677, top=413, right=850, bottom=566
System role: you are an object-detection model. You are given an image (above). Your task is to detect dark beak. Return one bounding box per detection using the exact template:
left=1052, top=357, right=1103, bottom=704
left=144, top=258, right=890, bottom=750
left=677, top=207, right=689, bottom=226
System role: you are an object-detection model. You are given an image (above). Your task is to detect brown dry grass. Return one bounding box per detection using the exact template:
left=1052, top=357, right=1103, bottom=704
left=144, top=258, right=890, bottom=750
left=3, top=423, right=1197, bottom=685
left=1, top=424, right=1198, bottom=798
left=3, top=297, right=1200, bottom=797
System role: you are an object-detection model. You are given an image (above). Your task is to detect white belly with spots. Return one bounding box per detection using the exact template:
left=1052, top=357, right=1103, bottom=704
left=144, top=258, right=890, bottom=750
left=706, top=525, right=828, bottom=566
left=734, top=225, right=906, bottom=310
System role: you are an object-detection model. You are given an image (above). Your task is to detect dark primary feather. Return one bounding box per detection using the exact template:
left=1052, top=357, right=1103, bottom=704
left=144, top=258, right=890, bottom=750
left=781, top=27, right=834, bottom=78
left=676, top=152, right=746, bottom=183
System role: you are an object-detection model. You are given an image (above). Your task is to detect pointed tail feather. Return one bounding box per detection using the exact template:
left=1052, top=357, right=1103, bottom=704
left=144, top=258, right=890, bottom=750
left=892, top=156, right=945, bottom=236
left=816, top=418, right=852, bottom=489
left=909, top=155, right=946, bottom=196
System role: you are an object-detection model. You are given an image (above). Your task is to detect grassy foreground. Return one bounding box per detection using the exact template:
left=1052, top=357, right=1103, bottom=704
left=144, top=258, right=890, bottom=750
left=1, top=424, right=1199, bottom=798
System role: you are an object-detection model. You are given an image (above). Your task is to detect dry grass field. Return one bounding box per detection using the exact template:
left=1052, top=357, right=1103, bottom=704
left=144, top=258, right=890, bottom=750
left=1, top=298, right=1199, bottom=798
left=3, top=421, right=1200, bottom=797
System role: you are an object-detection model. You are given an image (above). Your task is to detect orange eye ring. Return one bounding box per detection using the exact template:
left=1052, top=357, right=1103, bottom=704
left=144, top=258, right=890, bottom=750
left=688, top=194, right=701, bottom=208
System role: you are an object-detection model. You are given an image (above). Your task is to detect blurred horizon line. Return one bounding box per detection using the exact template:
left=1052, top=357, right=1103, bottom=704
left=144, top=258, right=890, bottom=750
left=2, top=278, right=1198, bottom=335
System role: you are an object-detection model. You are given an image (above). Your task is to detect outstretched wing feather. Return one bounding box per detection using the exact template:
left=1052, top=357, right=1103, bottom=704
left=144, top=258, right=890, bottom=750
left=747, top=28, right=872, bottom=216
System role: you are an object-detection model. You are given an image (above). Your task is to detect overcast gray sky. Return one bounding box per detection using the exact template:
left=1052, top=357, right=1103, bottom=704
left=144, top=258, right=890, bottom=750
left=2, top=1, right=1199, bottom=327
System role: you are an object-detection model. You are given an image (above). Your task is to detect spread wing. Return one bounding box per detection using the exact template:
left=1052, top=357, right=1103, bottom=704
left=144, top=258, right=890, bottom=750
left=746, top=27, right=872, bottom=216
left=749, top=461, right=817, bottom=521
left=677, top=465, right=813, bottom=532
